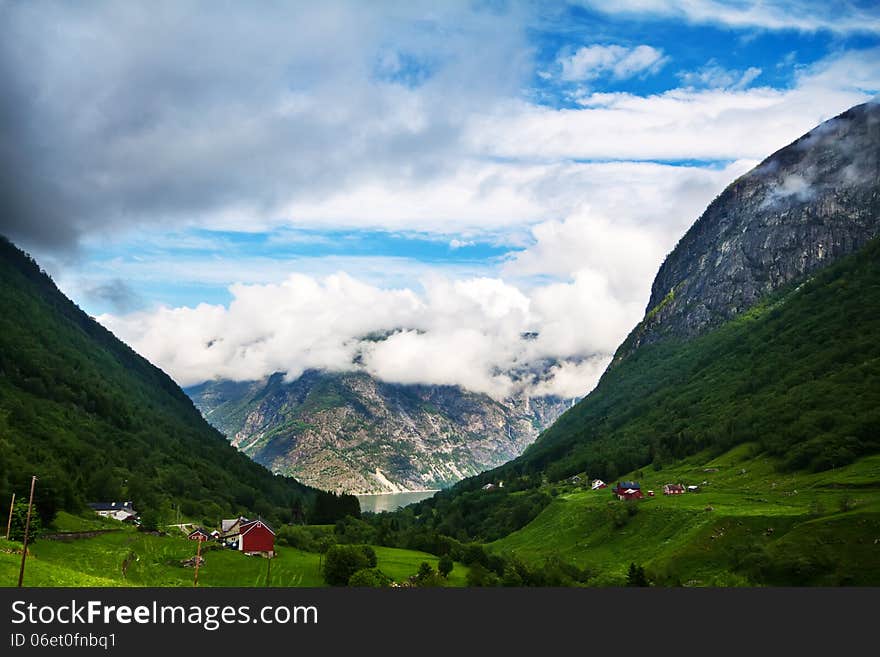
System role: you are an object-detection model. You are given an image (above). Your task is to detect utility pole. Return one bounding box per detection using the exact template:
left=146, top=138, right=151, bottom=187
left=193, top=538, right=202, bottom=587
left=5, top=492, right=15, bottom=541
left=17, top=476, right=37, bottom=588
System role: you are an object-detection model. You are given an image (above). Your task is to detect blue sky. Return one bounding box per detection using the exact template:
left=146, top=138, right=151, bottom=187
left=2, top=1, right=878, bottom=396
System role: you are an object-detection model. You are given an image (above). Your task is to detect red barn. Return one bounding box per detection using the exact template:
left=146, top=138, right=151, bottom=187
left=664, top=483, right=685, bottom=495
left=238, top=519, right=275, bottom=557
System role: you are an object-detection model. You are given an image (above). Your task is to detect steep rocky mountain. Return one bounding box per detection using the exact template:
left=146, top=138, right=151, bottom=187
left=621, top=101, right=879, bottom=359
left=425, top=101, right=879, bottom=495
left=0, top=236, right=358, bottom=528
left=187, top=371, right=572, bottom=494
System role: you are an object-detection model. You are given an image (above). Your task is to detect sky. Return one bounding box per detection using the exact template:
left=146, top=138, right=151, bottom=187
left=1, top=1, right=878, bottom=399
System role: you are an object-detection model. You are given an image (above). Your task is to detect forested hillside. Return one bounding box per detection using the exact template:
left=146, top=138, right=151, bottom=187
left=0, top=236, right=357, bottom=527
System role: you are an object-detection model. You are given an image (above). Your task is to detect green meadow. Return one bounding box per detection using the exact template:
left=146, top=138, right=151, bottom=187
left=0, top=516, right=469, bottom=588
left=490, top=445, right=880, bottom=586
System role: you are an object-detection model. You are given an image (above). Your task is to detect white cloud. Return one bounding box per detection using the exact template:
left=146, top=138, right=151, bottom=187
left=7, top=4, right=877, bottom=403
left=558, top=44, right=668, bottom=82
left=99, top=267, right=632, bottom=400
left=449, top=239, right=476, bottom=249
left=573, top=0, right=880, bottom=34
left=466, top=49, right=880, bottom=162
left=678, top=62, right=762, bottom=90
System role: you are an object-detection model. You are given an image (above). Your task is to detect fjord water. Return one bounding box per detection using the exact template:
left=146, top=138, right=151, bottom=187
left=356, top=490, right=438, bottom=514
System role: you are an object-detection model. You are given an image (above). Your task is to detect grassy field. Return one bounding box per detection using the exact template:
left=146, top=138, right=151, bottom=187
left=0, top=517, right=469, bottom=588
left=490, top=445, right=880, bottom=586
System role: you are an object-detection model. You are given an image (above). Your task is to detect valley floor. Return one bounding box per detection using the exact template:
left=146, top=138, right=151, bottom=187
left=0, top=519, right=470, bottom=588
left=3, top=444, right=877, bottom=587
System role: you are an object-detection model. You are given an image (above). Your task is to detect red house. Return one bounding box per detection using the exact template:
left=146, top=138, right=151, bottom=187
left=612, top=481, right=643, bottom=501
left=187, top=527, right=212, bottom=541
left=238, top=519, right=275, bottom=557
left=663, top=483, right=685, bottom=495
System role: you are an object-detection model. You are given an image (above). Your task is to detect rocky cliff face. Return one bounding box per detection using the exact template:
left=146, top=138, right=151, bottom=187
left=187, top=370, right=572, bottom=494
left=620, top=102, right=879, bottom=358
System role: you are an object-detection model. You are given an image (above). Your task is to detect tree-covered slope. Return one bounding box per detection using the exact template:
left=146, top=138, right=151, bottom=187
left=460, top=236, right=880, bottom=490
left=0, top=236, right=356, bottom=527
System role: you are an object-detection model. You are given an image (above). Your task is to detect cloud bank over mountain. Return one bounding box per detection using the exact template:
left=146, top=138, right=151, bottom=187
left=2, top=2, right=878, bottom=398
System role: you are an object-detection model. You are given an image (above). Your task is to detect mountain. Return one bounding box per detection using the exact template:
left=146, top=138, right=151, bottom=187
left=622, top=101, right=879, bottom=358
left=376, top=102, right=879, bottom=547
left=0, top=236, right=357, bottom=527
left=498, top=101, right=880, bottom=481
left=187, top=371, right=572, bottom=493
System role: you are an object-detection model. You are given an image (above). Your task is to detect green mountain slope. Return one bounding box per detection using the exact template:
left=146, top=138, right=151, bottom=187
left=366, top=237, right=879, bottom=552
left=489, top=446, right=880, bottom=586
left=0, top=236, right=356, bottom=527
left=465, top=236, right=880, bottom=489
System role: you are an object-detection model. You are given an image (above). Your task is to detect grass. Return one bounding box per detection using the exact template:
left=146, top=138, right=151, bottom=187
left=0, top=520, right=469, bottom=587
left=489, top=446, right=880, bottom=586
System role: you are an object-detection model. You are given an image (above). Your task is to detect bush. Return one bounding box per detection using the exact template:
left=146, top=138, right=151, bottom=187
left=348, top=568, right=391, bottom=587
left=466, top=563, right=500, bottom=587
left=322, top=544, right=377, bottom=586
left=412, top=561, right=444, bottom=587
left=276, top=524, right=318, bottom=552
left=438, top=553, right=454, bottom=578
left=6, top=500, right=42, bottom=542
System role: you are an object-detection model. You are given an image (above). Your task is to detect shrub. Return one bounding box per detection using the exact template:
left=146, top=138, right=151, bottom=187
left=322, top=544, right=377, bottom=586
left=348, top=568, right=391, bottom=587
left=438, top=553, right=454, bottom=578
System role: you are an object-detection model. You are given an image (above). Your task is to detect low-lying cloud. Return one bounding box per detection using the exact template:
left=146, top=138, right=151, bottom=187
left=99, top=268, right=631, bottom=399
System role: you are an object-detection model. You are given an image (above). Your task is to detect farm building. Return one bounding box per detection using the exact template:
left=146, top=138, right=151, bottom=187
left=88, top=501, right=138, bottom=522
left=612, top=481, right=643, bottom=501
left=591, top=479, right=607, bottom=490
left=238, top=519, right=275, bottom=557
left=188, top=527, right=213, bottom=541
left=664, top=484, right=686, bottom=495
left=219, top=516, right=248, bottom=546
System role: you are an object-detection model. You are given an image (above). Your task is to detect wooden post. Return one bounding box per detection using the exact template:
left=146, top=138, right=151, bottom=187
left=17, top=476, right=36, bottom=588
left=5, top=492, right=15, bottom=541
left=266, top=553, right=272, bottom=588
left=193, top=537, right=202, bottom=587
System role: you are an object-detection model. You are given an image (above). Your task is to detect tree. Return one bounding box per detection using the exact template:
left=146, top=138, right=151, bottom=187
left=7, top=500, right=42, bottom=543
left=438, top=554, right=454, bottom=578
left=416, top=562, right=434, bottom=581
left=322, top=544, right=375, bottom=586
left=412, top=561, right=444, bottom=587
left=139, top=509, right=160, bottom=532
left=626, top=562, right=649, bottom=587
left=466, top=563, right=499, bottom=587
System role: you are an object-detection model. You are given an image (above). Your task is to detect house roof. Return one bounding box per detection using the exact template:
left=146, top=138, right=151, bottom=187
left=189, top=527, right=212, bottom=536
left=88, top=501, right=135, bottom=511
left=617, top=481, right=640, bottom=489
left=221, top=516, right=249, bottom=532
left=240, top=519, right=275, bottom=536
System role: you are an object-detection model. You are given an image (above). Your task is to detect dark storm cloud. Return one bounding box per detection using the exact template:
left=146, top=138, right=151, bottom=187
left=0, top=1, right=531, bottom=253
